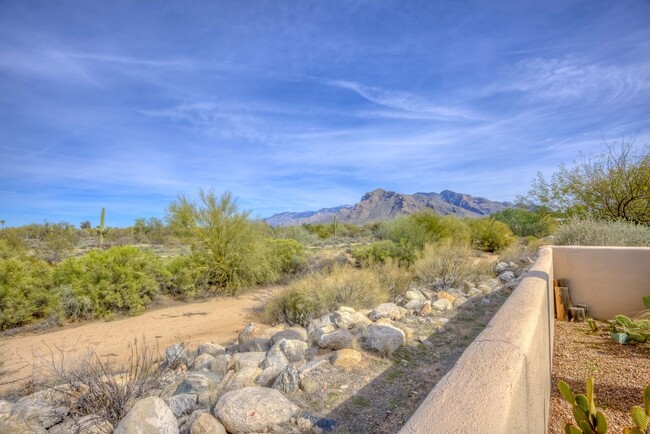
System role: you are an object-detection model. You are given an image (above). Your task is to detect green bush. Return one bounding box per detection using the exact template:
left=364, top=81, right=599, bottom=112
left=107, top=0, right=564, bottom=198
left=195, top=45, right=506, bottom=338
left=265, top=238, right=306, bottom=274
left=554, top=217, right=650, bottom=246
left=166, top=190, right=278, bottom=294
left=379, top=213, right=471, bottom=256
left=467, top=218, right=515, bottom=252
left=272, top=225, right=319, bottom=244
left=414, top=241, right=489, bottom=289
left=352, top=240, right=413, bottom=266
left=54, top=246, right=169, bottom=319
left=263, top=266, right=390, bottom=326
left=0, top=256, right=56, bottom=330
left=0, top=229, right=29, bottom=259
left=492, top=208, right=555, bottom=238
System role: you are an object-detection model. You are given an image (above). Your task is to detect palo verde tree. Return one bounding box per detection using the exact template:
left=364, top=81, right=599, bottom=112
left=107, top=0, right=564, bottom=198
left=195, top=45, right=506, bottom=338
left=529, top=138, right=650, bottom=225
left=165, top=189, right=276, bottom=294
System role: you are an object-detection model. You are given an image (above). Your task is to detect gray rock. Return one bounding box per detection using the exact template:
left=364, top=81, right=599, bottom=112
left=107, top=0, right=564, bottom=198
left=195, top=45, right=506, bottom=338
left=220, top=366, right=262, bottom=393
left=431, top=298, right=453, bottom=311
left=404, top=299, right=426, bottom=312
left=467, top=287, right=483, bottom=298
left=190, top=412, right=227, bottom=434
left=495, top=262, right=509, bottom=273
left=498, top=271, right=515, bottom=282
left=404, top=289, right=427, bottom=302
left=165, top=343, right=188, bottom=367
left=256, top=344, right=289, bottom=386
left=113, top=397, right=179, bottom=434
left=332, top=306, right=372, bottom=331
left=270, top=326, right=308, bottom=345
left=197, top=343, right=226, bottom=357
left=214, top=387, right=299, bottom=434
left=481, top=298, right=491, bottom=305
left=369, top=303, right=405, bottom=321
left=193, top=353, right=219, bottom=372
left=0, top=415, right=47, bottom=434
left=12, top=395, right=68, bottom=428
left=298, top=359, right=329, bottom=376
left=48, top=414, right=111, bottom=434
left=317, top=329, right=356, bottom=350
left=275, top=338, right=308, bottom=363
left=363, top=324, right=405, bottom=355
left=419, top=288, right=437, bottom=300
left=307, top=314, right=336, bottom=343
left=165, top=393, right=198, bottom=418
left=175, top=371, right=223, bottom=396
left=272, top=365, right=300, bottom=393
left=238, top=338, right=271, bottom=353
left=228, top=352, right=265, bottom=371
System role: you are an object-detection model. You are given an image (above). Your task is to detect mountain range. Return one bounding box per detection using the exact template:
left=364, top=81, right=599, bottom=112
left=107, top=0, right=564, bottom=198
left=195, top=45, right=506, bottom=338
left=264, top=188, right=513, bottom=226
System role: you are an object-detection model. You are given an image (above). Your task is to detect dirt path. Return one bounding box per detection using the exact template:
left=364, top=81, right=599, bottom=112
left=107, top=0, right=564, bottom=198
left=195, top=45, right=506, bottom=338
left=0, top=288, right=275, bottom=396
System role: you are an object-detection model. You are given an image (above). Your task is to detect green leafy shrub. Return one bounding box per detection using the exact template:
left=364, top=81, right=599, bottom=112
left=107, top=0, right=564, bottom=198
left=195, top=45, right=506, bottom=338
left=0, top=256, right=56, bottom=330
left=263, top=266, right=390, bottom=326
left=54, top=246, right=169, bottom=319
left=0, top=228, right=29, bottom=259
left=352, top=240, right=414, bottom=266
left=163, top=255, right=202, bottom=299
left=555, top=217, right=650, bottom=247
left=492, top=208, right=555, bottom=237
left=166, top=190, right=278, bottom=294
left=466, top=218, right=515, bottom=252
left=265, top=238, right=306, bottom=274
left=414, top=241, right=488, bottom=289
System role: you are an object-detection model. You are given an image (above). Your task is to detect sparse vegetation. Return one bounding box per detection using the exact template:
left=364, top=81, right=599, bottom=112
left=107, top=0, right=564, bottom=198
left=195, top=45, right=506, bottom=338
left=262, top=266, right=391, bottom=326
left=554, top=217, right=650, bottom=247
left=413, top=241, right=490, bottom=289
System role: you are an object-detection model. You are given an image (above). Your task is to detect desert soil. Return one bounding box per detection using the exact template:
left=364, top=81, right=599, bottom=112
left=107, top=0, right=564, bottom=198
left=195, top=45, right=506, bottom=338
left=0, top=287, right=277, bottom=397
left=548, top=320, right=650, bottom=433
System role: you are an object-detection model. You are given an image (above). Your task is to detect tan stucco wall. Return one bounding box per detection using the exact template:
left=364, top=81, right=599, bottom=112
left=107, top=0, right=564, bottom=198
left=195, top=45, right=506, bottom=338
left=399, top=247, right=555, bottom=434
left=552, top=246, right=650, bottom=319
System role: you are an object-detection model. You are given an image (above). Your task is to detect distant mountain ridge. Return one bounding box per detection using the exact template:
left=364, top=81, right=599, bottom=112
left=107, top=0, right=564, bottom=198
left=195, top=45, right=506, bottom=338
left=264, top=188, right=512, bottom=226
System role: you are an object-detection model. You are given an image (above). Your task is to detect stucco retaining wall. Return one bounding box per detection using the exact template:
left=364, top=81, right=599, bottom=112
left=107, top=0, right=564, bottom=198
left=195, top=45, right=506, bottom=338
left=552, top=246, right=650, bottom=319
left=399, top=246, right=555, bottom=434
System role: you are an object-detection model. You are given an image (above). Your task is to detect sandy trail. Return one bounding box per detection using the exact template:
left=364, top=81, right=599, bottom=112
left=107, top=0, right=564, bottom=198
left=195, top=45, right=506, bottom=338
left=0, top=288, right=273, bottom=396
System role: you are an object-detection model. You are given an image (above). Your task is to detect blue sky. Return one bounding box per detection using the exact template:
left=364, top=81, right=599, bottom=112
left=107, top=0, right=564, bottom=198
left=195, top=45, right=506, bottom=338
left=1, top=1, right=650, bottom=227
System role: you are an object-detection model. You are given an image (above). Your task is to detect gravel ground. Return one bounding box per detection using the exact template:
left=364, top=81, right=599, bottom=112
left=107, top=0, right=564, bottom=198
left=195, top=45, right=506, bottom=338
left=549, top=320, right=650, bottom=433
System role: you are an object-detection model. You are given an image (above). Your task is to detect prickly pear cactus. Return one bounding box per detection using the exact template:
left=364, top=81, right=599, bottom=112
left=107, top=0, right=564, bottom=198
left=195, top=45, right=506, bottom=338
left=557, top=378, right=608, bottom=434
left=624, top=385, right=650, bottom=434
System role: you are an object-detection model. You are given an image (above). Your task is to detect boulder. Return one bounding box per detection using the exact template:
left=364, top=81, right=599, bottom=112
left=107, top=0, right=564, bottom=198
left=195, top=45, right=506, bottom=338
left=228, top=352, right=265, bottom=371
left=432, top=298, right=453, bottom=312
left=317, top=329, right=356, bottom=350
left=332, top=307, right=372, bottom=332
left=404, top=299, right=425, bottom=312
left=113, top=397, right=178, bottom=434
left=12, top=395, right=68, bottom=428
left=369, top=303, right=405, bottom=321
left=468, top=287, right=483, bottom=297
left=193, top=353, right=219, bottom=372
left=214, top=387, right=299, bottom=434
left=270, top=326, right=308, bottom=345
left=238, top=323, right=283, bottom=352
left=238, top=338, right=271, bottom=353
left=220, top=366, right=262, bottom=393
left=0, top=415, right=47, bottom=434
left=165, top=343, right=188, bottom=367
left=435, top=291, right=456, bottom=303
left=404, top=289, right=427, bottom=302
left=256, top=345, right=289, bottom=386
left=190, top=413, right=227, bottom=434
left=197, top=343, right=227, bottom=357
left=164, top=393, right=198, bottom=418
left=211, top=354, right=232, bottom=376
left=330, top=349, right=362, bottom=368
left=307, top=314, right=336, bottom=343
left=418, top=301, right=433, bottom=316
left=276, top=338, right=308, bottom=363
left=498, top=271, right=515, bottom=282
left=272, top=365, right=300, bottom=393
left=49, top=414, right=111, bottom=434
left=174, top=371, right=223, bottom=396
left=495, top=262, right=509, bottom=273
left=363, top=324, right=405, bottom=355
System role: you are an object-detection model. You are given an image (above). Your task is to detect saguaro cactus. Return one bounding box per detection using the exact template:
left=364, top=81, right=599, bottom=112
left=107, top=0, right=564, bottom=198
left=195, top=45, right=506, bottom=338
left=97, top=207, right=109, bottom=247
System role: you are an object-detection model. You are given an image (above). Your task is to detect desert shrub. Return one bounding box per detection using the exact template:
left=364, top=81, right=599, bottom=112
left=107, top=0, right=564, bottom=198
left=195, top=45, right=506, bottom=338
left=54, top=246, right=169, bottom=319
left=263, top=266, right=390, bottom=326
left=132, top=217, right=170, bottom=245
left=554, top=217, right=650, bottom=246
left=272, top=225, right=319, bottom=244
left=352, top=240, right=414, bottom=266
left=0, top=228, right=29, bottom=259
left=372, top=259, right=414, bottom=299
left=166, top=190, right=277, bottom=294
left=303, top=223, right=333, bottom=239
left=163, top=255, right=202, bottom=298
left=379, top=213, right=471, bottom=256
left=414, top=241, right=487, bottom=289
left=492, top=208, right=555, bottom=238
left=36, top=222, right=79, bottom=263
left=466, top=218, right=515, bottom=252
left=265, top=238, right=306, bottom=274
left=0, top=256, right=56, bottom=330
left=44, top=338, right=165, bottom=431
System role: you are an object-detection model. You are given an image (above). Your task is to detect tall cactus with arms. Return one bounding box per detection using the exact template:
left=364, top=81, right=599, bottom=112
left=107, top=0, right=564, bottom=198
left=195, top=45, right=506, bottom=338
left=97, top=207, right=110, bottom=247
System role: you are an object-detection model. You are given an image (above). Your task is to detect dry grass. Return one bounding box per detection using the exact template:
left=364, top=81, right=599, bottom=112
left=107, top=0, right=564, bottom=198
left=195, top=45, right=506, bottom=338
left=413, top=241, right=490, bottom=289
